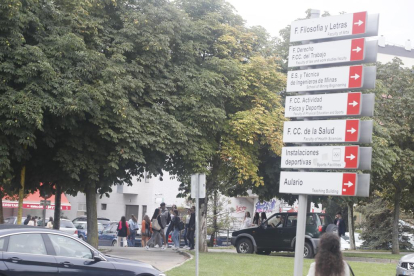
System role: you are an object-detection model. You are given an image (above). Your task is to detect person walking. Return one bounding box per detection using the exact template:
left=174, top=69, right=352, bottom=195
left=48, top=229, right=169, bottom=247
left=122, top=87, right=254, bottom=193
left=252, top=212, right=260, bottom=226
left=183, top=208, right=191, bottom=249
left=27, top=217, right=36, bottom=226
left=306, top=233, right=353, bottom=276
left=46, top=217, right=54, bottom=229
left=187, top=206, right=196, bottom=250
left=159, top=202, right=170, bottom=249
left=145, top=209, right=163, bottom=250
left=23, top=215, right=31, bottom=225
left=141, top=215, right=152, bottom=247
left=128, top=214, right=138, bottom=247
left=165, top=204, right=177, bottom=248
left=171, top=209, right=181, bottom=250
left=241, top=211, right=252, bottom=229
left=117, top=216, right=129, bottom=247
left=334, top=212, right=346, bottom=237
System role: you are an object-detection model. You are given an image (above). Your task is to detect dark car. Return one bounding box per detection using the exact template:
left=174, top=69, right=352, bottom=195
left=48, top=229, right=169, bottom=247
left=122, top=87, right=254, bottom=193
left=0, top=225, right=165, bottom=276
left=231, top=212, right=336, bottom=258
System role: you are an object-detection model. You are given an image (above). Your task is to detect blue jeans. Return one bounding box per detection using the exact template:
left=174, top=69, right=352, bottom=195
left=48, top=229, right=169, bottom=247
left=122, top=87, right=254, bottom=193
left=172, top=228, right=180, bottom=248
left=127, top=230, right=136, bottom=247
left=183, top=225, right=188, bottom=246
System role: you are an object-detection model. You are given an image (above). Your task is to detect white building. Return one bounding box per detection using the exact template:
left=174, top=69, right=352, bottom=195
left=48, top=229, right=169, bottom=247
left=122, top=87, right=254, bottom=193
left=377, top=36, right=414, bottom=67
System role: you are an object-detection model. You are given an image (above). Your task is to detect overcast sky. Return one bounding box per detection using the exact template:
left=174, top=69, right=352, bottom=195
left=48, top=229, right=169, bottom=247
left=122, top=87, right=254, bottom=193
left=226, top=0, right=414, bottom=47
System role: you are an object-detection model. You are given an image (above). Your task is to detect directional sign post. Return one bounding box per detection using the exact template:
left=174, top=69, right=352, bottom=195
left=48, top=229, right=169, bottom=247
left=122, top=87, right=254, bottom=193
left=281, top=146, right=372, bottom=170
left=288, top=38, right=377, bottom=67
left=287, top=65, right=376, bottom=93
left=280, top=171, right=370, bottom=197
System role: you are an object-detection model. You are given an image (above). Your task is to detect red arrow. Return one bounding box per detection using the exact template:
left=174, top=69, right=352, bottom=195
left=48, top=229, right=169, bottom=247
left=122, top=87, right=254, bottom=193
left=350, top=38, right=365, bottom=61
left=342, top=173, right=357, bottom=196
left=352, top=12, right=367, bottom=35
left=346, top=92, right=361, bottom=115
left=345, top=120, right=359, bottom=142
left=348, top=66, right=363, bottom=88
left=344, top=146, right=359, bottom=168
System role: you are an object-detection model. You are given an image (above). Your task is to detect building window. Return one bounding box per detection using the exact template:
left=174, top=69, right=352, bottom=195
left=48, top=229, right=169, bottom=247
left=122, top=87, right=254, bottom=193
left=101, top=204, right=107, bottom=210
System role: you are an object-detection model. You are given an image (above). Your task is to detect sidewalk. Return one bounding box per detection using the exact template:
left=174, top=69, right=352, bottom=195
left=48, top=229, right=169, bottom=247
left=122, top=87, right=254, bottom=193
left=99, top=246, right=190, bottom=272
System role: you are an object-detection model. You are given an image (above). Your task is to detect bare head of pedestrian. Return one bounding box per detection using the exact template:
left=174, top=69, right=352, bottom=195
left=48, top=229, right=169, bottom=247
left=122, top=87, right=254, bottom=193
left=131, top=214, right=137, bottom=222
left=144, top=214, right=151, bottom=224
left=160, top=202, right=166, bottom=210
left=336, top=212, right=342, bottom=219
left=152, top=208, right=160, bottom=220
left=245, top=211, right=251, bottom=218
left=315, top=233, right=344, bottom=276
left=173, top=209, right=179, bottom=216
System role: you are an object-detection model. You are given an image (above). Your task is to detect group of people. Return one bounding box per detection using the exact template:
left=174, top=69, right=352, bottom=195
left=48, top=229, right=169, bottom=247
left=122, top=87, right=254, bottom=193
left=241, top=211, right=268, bottom=229
left=23, top=214, right=40, bottom=226
left=115, top=202, right=196, bottom=251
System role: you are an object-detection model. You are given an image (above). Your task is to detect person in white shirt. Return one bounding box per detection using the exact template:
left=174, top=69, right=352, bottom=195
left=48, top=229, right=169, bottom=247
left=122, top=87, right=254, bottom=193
left=307, top=233, right=353, bottom=276
left=27, top=218, right=36, bottom=226
left=46, top=217, right=54, bottom=229
left=241, top=211, right=252, bottom=230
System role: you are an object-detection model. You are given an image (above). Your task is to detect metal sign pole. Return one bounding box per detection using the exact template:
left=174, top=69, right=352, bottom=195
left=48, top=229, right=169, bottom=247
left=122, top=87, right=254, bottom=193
left=195, top=174, right=200, bottom=276
left=293, top=195, right=308, bottom=276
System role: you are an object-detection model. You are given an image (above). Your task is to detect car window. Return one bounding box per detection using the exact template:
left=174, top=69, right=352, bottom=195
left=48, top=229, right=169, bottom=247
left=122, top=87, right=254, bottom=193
left=60, top=220, right=75, bottom=228
left=8, top=234, right=47, bottom=255
left=318, top=215, right=333, bottom=225
left=74, top=223, right=86, bottom=230
left=111, top=223, right=118, bottom=232
left=98, top=223, right=104, bottom=232
left=48, top=234, right=92, bottom=259
left=286, top=215, right=297, bottom=227
left=0, top=237, right=5, bottom=251
left=266, top=214, right=285, bottom=228
left=306, top=215, right=315, bottom=225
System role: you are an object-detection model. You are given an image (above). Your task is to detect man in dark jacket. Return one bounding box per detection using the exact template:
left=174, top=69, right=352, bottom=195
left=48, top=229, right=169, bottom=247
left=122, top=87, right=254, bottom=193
left=23, top=215, right=31, bottom=225
left=334, top=212, right=346, bottom=237
left=187, top=206, right=196, bottom=250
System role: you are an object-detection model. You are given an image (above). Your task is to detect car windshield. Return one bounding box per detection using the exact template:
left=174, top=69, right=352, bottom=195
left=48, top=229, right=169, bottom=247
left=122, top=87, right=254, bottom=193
left=98, top=219, right=110, bottom=226
left=4, top=217, right=15, bottom=224
left=74, top=222, right=104, bottom=232
left=60, top=220, right=75, bottom=228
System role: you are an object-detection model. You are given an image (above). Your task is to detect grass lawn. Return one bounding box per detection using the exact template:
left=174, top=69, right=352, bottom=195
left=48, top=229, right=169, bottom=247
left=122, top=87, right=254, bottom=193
left=166, top=252, right=397, bottom=276
left=270, top=251, right=409, bottom=260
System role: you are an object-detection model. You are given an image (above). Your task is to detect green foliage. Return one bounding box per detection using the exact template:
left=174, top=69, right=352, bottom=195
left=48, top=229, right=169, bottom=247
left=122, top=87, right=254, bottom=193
left=357, top=197, right=413, bottom=250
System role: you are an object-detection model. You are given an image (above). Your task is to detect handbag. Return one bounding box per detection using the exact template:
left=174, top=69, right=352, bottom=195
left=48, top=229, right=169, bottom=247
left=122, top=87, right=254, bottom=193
left=152, top=219, right=161, bottom=231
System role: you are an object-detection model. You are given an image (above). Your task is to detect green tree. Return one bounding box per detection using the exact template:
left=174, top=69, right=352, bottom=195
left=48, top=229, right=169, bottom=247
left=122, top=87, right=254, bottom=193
left=370, top=58, right=414, bottom=254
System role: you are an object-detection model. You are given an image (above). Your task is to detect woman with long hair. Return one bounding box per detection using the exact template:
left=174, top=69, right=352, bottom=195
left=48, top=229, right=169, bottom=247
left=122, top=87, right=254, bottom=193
left=145, top=209, right=163, bottom=250
left=307, top=233, right=352, bottom=276
left=46, top=217, right=54, bottom=229
left=141, top=214, right=152, bottom=247
left=127, top=214, right=138, bottom=247
left=252, top=212, right=260, bottom=226
left=171, top=209, right=181, bottom=250
left=117, top=216, right=129, bottom=247
left=241, top=211, right=252, bottom=229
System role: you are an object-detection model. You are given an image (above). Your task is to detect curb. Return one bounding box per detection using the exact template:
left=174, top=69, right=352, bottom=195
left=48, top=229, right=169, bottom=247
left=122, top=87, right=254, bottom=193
left=163, top=250, right=193, bottom=273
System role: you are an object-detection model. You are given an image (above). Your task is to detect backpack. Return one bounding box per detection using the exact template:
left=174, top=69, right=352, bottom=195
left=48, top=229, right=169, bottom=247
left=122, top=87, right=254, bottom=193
left=178, top=221, right=185, bottom=231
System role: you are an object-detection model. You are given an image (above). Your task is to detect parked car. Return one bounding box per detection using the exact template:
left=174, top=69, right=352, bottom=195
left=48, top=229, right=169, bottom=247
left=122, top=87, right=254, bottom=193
left=99, top=221, right=143, bottom=247
left=72, top=216, right=111, bottom=228
left=0, top=224, right=165, bottom=276
left=3, top=216, right=25, bottom=225
left=36, top=218, right=78, bottom=238
left=396, top=253, right=414, bottom=276
left=73, top=221, right=105, bottom=241
left=231, top=212, right=336, bottom=258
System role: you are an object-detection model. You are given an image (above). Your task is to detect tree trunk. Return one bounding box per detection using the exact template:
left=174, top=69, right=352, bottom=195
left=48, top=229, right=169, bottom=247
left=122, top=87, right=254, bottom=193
left=199, top=197, right=208, bottom=252
left=86, top=182, right=98, bottom=248
left=392, top=189, right=401, bottom=254
left=0, top=194, right=4, bottom=224
left=53, top=184, right=62, bottom=230
left=209, top=190, right=218, bottom=247
left=17, top=165, right=26, bottom=225
left=347, top=201, right=356, bottom=250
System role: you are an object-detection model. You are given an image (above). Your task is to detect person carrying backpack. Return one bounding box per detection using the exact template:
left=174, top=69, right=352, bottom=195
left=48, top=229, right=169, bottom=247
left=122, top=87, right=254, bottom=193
left=159, top=202, right=170, bottom=249
left=146, top=209, right=163, bottom=250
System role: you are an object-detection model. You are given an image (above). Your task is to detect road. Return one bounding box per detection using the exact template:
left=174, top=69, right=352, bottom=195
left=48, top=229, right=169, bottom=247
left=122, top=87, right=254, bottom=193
left=99, top=246, right=190, bottom=272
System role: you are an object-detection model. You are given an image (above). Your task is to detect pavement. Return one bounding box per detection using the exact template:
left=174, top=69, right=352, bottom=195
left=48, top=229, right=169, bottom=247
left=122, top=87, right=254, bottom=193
left=99, top=246, right=191, bottom=272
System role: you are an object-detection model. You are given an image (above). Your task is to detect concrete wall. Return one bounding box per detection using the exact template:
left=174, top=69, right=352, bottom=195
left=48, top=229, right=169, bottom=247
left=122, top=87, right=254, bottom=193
left=377, top=53, right=414, bottom=68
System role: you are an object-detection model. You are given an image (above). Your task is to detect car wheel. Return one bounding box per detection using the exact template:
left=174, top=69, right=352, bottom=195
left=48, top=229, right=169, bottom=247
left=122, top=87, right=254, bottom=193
left=111, top=240, right=117, bottom=246
left=236, top=238, right=254, bottom=254
left=256, top=250, right=271, bottom=255
left=304, top=241, right=314, bottom=259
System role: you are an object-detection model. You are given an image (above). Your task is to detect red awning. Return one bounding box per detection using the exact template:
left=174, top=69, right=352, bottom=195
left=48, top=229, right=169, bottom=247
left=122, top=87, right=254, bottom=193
left=2, top=191, right=71, bottom=210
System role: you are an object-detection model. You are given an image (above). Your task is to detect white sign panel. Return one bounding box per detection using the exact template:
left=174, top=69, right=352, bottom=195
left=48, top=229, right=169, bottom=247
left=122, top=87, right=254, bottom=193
left=285, top=92, right=361, bottom=118
left=281, top=146, right=360, bottom=169
left=283, top=119, right=360, bottom=143
left=279, top=171, right=357, bottom=196
left=287, top=65, right=363, bottom=92
left=288, top=38, right=365, bottom=67
left=191, top=174, right=206, bottom=199
left=290, top=12, right=367, bottom=42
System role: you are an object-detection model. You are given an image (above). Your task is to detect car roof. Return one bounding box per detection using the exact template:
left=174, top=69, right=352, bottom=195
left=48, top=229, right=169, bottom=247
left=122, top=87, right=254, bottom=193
left=0, top=225, right=64, bottom=236
left=400, top=253, right=414, bottom=262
